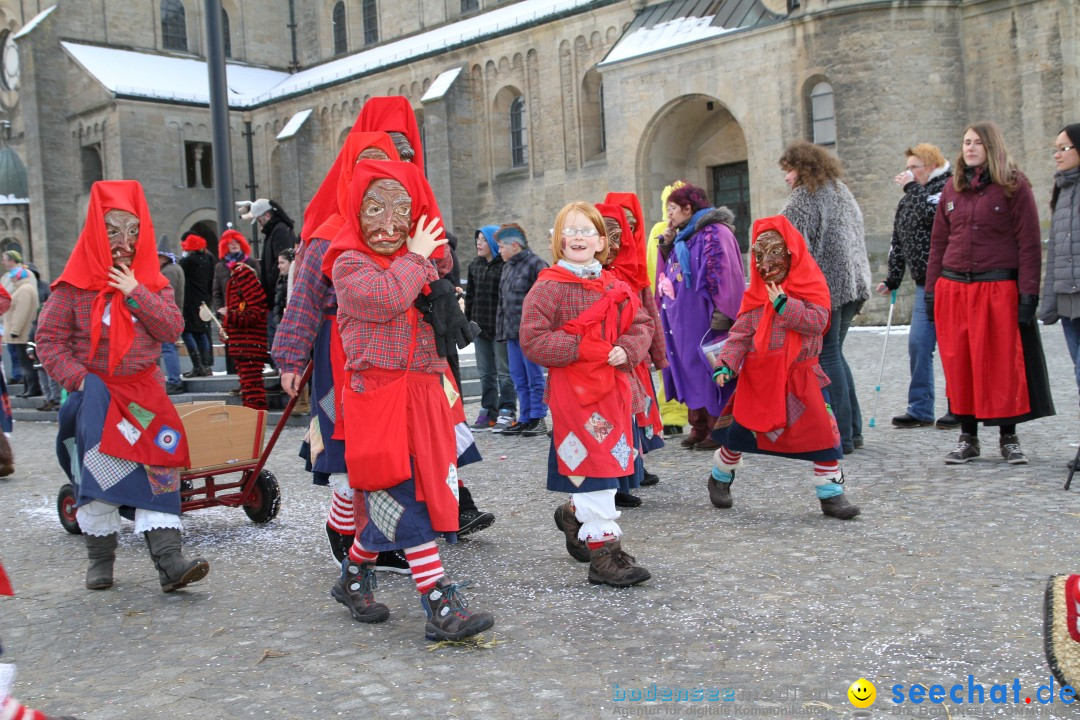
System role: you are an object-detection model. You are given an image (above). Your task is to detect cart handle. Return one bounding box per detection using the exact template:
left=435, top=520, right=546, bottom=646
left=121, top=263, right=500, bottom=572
left=245, top=361, right=313, bottom=481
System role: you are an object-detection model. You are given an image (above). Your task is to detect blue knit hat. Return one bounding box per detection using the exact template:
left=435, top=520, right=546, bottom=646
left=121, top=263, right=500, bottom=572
left=477, top=225, right=500, bottom=258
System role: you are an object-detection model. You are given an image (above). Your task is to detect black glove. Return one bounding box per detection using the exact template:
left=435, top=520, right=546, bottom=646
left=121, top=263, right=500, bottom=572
left=1018, top=294, right=1038, bottom=326
left=414, top=279, right=476, bottom=357
left=925, top=295, right=934, bottom=324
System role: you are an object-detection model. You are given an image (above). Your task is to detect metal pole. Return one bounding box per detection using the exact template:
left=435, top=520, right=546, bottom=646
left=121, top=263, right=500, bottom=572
left=204, top=0, right=235, bottom=241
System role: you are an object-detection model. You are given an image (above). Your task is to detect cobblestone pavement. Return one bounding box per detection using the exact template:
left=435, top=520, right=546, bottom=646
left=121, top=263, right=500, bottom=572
left=3, top=326, right=1080, bottom=720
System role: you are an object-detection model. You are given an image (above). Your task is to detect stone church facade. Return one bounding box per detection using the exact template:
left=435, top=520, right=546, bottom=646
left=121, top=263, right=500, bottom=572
left=0, top=0, right=1074, bottom=320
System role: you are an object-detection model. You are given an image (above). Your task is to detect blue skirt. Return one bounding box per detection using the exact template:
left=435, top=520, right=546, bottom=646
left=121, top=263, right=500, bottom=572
left=299, top=317, right=347, bottom=486
left=56, top=375, right=182, bottom=514
left=358, top=472, right=458, bottom=551
left=546, top=438, right=643, bottom=494
left=709, top=389, right=843, bottom=462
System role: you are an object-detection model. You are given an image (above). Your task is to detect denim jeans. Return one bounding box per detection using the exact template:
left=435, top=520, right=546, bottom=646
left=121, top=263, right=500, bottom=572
left=161, top=342, right=181, bottom=384
left=506, top=339, right=547, bottom=422
left=819, top=299, right=863, bottom=451
left=474, top=335, right=517, bottom=417
left=36, top=367, right=60, bottom=402
left=1062, top=317, right=1080, bottom=399
left=6, top=342, right=22, bottom=381
left=182, top=331, right=212, bottom=369
left=906, top=284, right=937, bottom=421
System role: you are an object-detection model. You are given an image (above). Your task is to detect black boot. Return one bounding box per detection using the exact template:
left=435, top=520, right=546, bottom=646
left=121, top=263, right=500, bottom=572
left=325, top=523, right=352, bottom=565
left=421, top=577, right=494, bottom=641
left=553, top=501, right=590, bottom=562
left=143, top=528, right=209, bottom=592
left=201, top=347, right=215, bottom=376
left=708, top=473, right=734, bottom=509
left=182, top=356, right=206, bottom=379
left=819, top=494, right=861, bottom=520
left=331, top=559, right=390, bottom=623
left=85, top=533, right=118, bottom=590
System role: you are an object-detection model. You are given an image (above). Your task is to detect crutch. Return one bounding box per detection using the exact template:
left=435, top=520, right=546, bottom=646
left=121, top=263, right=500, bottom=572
left=868, top=289, right=897, bottom=428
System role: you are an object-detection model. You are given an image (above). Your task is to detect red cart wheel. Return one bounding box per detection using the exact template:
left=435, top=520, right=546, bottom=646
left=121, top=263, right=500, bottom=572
left=57, top=484, right=82, bottom=535
left=243, top=470, right=281, bottom=523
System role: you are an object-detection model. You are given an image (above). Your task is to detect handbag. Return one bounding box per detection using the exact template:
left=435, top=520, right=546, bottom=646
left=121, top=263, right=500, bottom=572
left=343, top=314, right=416, bottom=491
left=732, top=349, right=788, bottom=433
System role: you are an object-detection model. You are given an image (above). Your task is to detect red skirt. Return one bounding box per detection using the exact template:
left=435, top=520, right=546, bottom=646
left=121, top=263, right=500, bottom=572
left=936, top=278, right=1029, bottom=419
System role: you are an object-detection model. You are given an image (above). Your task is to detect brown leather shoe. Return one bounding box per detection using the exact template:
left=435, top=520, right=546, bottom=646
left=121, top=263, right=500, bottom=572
left=587, top=538, right=651, bottom=587
left=694, top=436, right=721, bottom=451
left=680, top=429, right=706, bottom=448
left=553, top=502, right=590, bottom=562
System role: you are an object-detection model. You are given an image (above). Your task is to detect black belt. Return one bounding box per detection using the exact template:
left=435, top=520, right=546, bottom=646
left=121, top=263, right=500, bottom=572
left=941, top=268, right=1018, bottom=283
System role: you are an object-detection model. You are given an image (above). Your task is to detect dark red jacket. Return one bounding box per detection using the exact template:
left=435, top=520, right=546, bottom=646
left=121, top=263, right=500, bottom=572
left=926, top=173, right=1042, bottom=297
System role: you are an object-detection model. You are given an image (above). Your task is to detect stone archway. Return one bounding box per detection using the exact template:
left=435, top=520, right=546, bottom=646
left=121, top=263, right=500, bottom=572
left=637, top=94, right=751, bottom=250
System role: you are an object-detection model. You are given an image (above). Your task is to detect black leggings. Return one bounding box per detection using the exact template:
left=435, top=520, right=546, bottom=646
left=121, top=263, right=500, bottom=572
left=960, top=420, right=1016, bottom=437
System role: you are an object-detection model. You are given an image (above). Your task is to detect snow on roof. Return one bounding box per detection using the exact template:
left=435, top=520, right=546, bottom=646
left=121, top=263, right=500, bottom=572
left=421, top=67, right=462, bottom=103
left=601, top=14, right=731, bottom=65
left=276, top=108, right=312, bottom=139
left=0, top=194, right=29, bottom=205
left=13, top=5, right=56, bottom=40
left=60, top=0, right=602, bottom=108
left=60, top=41, right=289, bottom=106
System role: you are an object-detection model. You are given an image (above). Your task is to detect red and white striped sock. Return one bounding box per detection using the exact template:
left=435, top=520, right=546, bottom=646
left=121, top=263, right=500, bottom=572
left=1, top=696, right=49, bottom=720
left=813, top=460, right=841, bottom=479
left=586, top=534, right=617, bottom=551
left=326, top=489, right=355, bottom=535
left=718, top=446, right=742, bottom=467
left=405, top=542, right=444, bottom=594
left=346, top=539, right=378, bottom=566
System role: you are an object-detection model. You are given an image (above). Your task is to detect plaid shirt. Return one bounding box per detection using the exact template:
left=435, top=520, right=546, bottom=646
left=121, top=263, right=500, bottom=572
left=464, top=255, right=504, bottom=340
left=271, top=237, right=337, bottom=375
left=719, top=298, right=830, bottom=387
left=332, top=250, right=447, bottom=391
left=36, top=283, right=183, bottom=391
left=520, top=272, right=653, bottom=412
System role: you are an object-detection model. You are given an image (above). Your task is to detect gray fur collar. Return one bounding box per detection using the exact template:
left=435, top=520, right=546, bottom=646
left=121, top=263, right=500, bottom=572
left=694, top=206, right=736, bottom=233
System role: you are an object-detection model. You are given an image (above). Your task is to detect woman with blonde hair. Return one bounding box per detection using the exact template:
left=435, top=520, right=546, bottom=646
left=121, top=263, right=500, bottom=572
left=926, top=121, right=1054, bottom=464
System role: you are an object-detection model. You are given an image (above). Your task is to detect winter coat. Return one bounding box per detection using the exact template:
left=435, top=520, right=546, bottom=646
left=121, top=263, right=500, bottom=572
left=3, top=273, right=38, bottom=343
left=224, top=263, right=268, bottom=359
left=926, top=172, right=1042, bottom=298
left=495, top=247, right=548, bottom=341
left=273, top=275, right=289, bottom=324
left=884, top=164, right=952, bottom=289
left=259, top=216, right=296, bottom=303
left=1039, top=167, right=1080, bottom=323
left=465, top=254, right=505, bottom=340
left=160, top=260, right=185, bottom=315
left=179, top=250, right=215, bottom=333
left=782, top=180, right=871, bottom=308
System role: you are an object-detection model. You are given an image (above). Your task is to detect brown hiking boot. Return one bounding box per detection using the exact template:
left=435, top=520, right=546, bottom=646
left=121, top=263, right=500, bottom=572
left=331, top=560, right=390, bottom=623
left=421, top=577, right=495, bottom=641
left=587, top=538, right=651, bottom=587
left=819, top=494, right=861, bottom=520
left=553, top=502, right=590, bottom=562
left=708, top=473, right=734, bottom=509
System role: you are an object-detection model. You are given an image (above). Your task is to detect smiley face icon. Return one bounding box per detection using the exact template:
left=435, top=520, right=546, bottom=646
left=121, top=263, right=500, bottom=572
left=848, top=678, right=876, bottom=708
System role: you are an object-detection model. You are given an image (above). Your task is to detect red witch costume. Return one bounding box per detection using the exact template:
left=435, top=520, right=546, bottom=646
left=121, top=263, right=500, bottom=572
left=37, top=180, right=208, bottom=592
left=707, top=216, right=860, bottom=520
left=598, top=198, right=666, bottom=453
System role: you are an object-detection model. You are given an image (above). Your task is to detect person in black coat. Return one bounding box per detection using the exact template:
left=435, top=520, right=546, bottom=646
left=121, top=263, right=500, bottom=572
left=179, top=232, right=217, bottom=376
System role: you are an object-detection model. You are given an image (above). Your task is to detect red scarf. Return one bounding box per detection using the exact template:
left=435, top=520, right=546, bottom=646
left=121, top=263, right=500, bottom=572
left=596, top=202, right=647, bottom=293
left=52, top=181, right=168, bottom=374
left=739, top=215, right=831, bottom=366
left=537, top=266, right=639, bottom=405
left=218, top=229, right=251, bottom=259
left=301, top=131, right=399, bottom=245
left=322, top=160, right=443, bottom=278
left=354, top=97, right=425, bottom=174
left=603, top=192, right=650, bottom=291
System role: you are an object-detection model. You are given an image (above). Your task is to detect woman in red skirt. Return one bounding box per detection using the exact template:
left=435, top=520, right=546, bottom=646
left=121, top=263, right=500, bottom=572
left=926, top=121, right=1054, bottom=464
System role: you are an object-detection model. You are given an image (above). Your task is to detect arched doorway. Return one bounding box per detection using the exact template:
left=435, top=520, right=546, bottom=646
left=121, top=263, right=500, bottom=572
left=638, top=94, right=751, bottom=251
left=188, top=220, right=219, bottom=258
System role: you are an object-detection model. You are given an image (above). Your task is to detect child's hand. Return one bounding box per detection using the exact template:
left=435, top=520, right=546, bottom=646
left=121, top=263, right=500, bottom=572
left=766, top=282, right=784, bottom=304
left=407, top=215, right=448, bottom=259
left=607, top=345, right=628, bottom=366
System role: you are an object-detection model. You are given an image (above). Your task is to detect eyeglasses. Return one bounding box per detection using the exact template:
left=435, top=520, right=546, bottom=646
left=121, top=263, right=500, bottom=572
left=560, top=227, right=599, bottom=238
left=1054, top=145, right=1076, bottom=156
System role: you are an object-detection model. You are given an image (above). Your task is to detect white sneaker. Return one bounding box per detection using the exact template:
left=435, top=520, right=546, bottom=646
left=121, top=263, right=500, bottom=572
left=492, top=412, right=516, bottom=434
